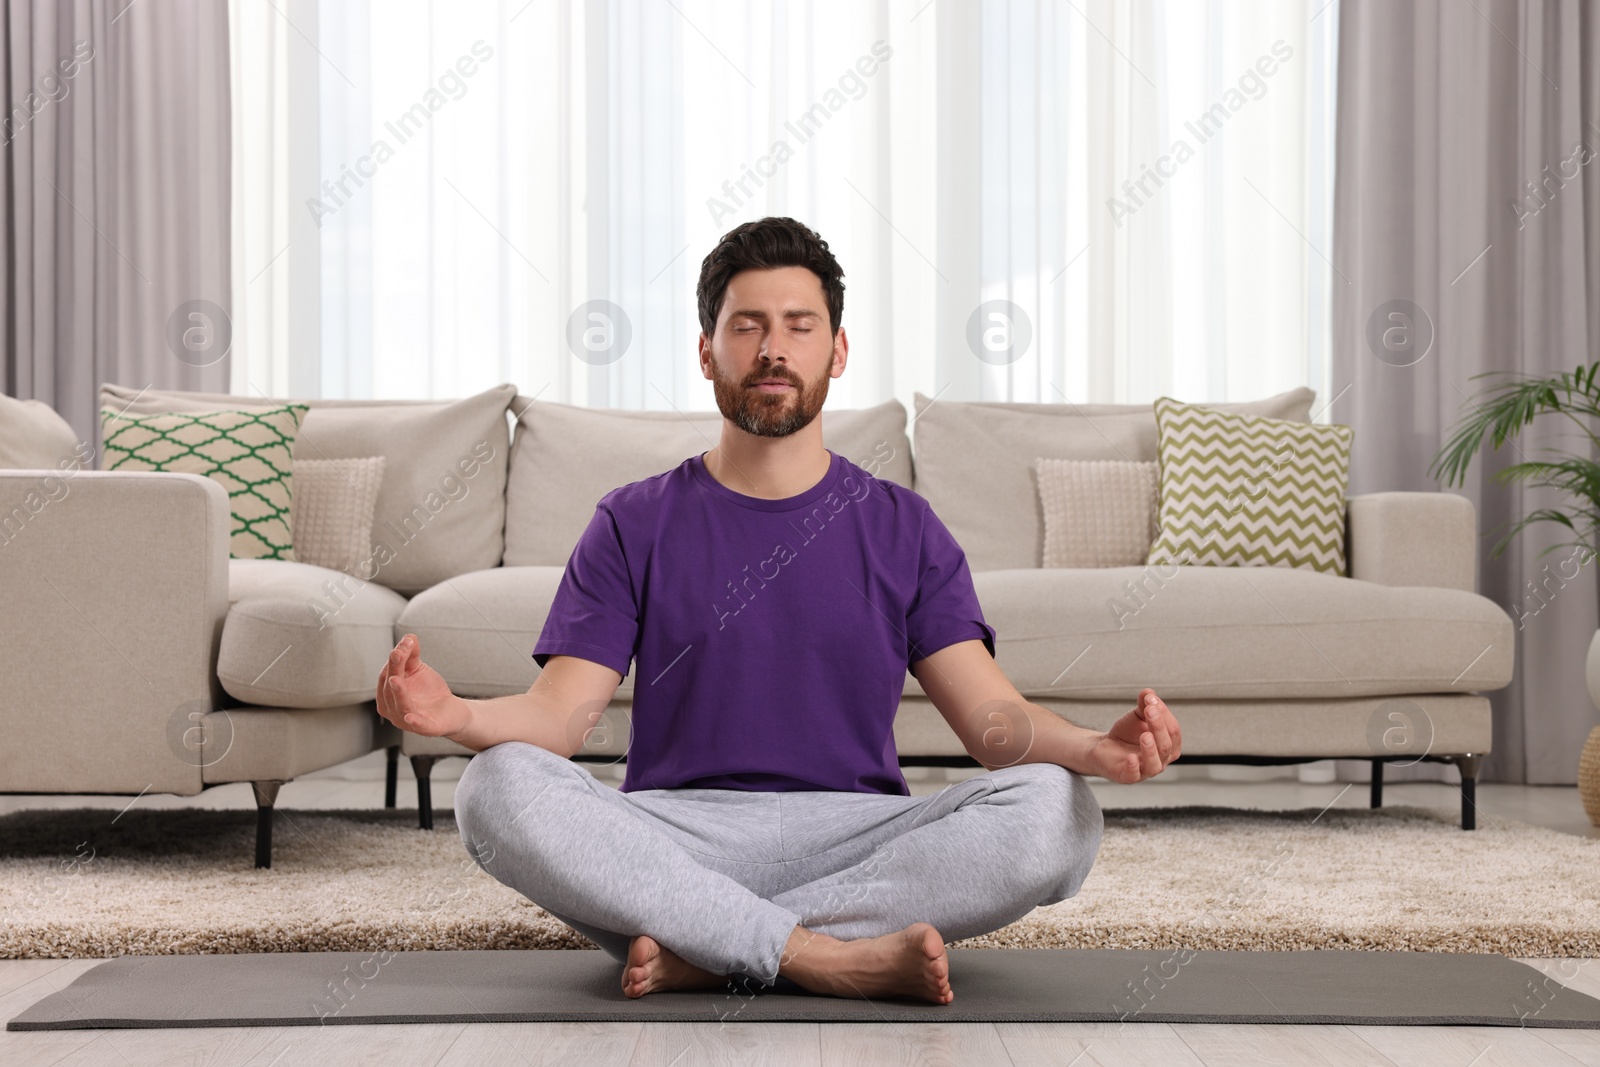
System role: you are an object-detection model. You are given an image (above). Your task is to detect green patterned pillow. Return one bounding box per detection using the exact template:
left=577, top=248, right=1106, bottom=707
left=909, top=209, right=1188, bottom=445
left=1146, top=396, right=1353, bottom=575
left=100, top=404, right=309, bottom=561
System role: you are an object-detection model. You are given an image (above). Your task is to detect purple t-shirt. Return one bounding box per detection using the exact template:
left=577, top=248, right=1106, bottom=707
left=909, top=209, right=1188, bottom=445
left=531, top=448, right=997, bottom=795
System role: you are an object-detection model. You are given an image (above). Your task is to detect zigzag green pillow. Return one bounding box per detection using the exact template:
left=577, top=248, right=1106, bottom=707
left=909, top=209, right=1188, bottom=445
left=1146, top=396, right=1353, bottom=575
left=100, top=404, right=310, bottom=561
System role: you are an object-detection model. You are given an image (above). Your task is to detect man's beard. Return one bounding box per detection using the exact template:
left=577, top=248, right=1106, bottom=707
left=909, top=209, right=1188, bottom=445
left=710, top=360, right=829, bottom=438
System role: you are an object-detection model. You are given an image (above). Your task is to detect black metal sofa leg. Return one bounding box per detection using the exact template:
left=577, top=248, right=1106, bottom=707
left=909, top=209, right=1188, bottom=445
left=252, top=780, right=286, bottom=868
left=411, top=755, right=439, bottom=830
left=385, top=745, right=399, bottom=809
left=1370, top=759, right=1383, bottom=809
left=1455, top=754, right=1483, bottom=831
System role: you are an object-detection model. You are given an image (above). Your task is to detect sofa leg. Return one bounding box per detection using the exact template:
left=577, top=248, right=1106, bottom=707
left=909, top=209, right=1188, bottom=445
left=251, top=780, right=286, bottom=868
left=1369, top=759, right=1383, bottom=809
left=411, top=756, right=439, bottom=830
left=385, top=745, right=399, bottom=809
left=1455, top=754, right=1483, bottom=831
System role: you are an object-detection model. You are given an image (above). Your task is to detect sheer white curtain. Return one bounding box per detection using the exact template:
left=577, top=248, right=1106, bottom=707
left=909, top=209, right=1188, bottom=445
left=229, top=0, right=1338, bottom=416
left=228, top=0, right=324, bottom=399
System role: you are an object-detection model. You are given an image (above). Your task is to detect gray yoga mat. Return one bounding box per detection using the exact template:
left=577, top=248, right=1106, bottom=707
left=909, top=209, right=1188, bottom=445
left=10, top=948, right=1600, bottom=1030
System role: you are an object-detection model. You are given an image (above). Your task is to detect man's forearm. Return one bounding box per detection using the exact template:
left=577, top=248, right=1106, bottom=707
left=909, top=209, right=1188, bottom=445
left=444, top=692, right=582, bottom=756
left=965, top=699, right=1099, bottom=775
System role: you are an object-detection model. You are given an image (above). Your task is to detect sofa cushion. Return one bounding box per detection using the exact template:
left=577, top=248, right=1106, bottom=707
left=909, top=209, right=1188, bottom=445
left=911, top=387, right=1316, bottom=572
left=0, top=393, right=80, bottom=469
left=99, top=382, right=516, bottom=595
left=395, top=566, right=556, bottom=696
left=290, top=456, right=386, bottom=576
left=218, top=559, right=408, bottom=708
left=100, top=404, right=309, bottom=561
left=397, top=566, right=934, bottom=708
left=1147, top=396, right=1354, bottom=576
left=1038, top=458, right=1159, bottom=568
left=502, top=396, right=913, bottom=566
left=974, top=564, right=1513, bottom=700
left=391, top=561, right=1512, bottom=711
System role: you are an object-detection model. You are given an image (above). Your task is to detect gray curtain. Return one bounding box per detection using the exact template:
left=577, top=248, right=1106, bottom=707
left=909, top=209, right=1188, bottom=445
left=0, top=0, right=231, bottom=455
left=1332, top=0, right=1600, bottom=784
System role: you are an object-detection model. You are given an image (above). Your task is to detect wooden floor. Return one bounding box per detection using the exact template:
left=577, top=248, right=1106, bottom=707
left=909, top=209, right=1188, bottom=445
left=4, top=760, right=1600, bottom=1066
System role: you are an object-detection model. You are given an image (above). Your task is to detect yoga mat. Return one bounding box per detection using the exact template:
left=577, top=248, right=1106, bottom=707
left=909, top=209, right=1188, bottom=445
left=10, top=948, right=1600, bottom=1030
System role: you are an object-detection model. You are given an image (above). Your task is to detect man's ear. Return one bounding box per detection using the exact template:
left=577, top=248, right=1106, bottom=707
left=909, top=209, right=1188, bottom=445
left=831, top=326, right=848, bottom=378
left=698, top=333, right=713, bottom=379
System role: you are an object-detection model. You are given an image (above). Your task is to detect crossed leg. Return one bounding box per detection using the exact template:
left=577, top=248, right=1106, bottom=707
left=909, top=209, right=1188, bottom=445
left=452, top=741, right=1103, bottom=1002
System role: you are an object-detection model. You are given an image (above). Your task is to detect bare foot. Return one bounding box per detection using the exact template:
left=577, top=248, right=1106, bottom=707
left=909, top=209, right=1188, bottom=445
left=620, top=934, right=730, bottom=998
left=780, top=922, right=953, bottom=1004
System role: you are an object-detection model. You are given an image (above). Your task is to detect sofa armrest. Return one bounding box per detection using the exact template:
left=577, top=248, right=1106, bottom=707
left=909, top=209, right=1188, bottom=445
left=1347, top=491, right=1477, bottom=592
left=0, top=470, right=231, bottom=795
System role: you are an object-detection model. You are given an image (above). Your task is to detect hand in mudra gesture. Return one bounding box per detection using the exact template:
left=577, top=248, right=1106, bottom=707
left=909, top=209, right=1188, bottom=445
left=1086, top=688, right=1182, bottom=784
left=376, top=633, right=468, bottom=737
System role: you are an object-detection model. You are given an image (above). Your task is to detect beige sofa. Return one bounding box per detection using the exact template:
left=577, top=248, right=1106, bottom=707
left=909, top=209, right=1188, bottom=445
left=0, top=383, right=1514, bottom=867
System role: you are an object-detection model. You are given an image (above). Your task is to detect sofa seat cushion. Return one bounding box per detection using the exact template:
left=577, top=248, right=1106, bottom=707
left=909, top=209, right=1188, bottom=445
left=218, top=559, right=408, bottom=709
left=395, top=565, right=639, bottom=697
left=405, top=566, right=917, bottom=703
left=974, top=565, right=1514, bottom=700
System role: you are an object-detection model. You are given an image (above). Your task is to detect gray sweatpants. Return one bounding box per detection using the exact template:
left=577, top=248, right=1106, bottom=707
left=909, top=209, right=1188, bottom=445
left=453, top=740, right=1103, bottom=989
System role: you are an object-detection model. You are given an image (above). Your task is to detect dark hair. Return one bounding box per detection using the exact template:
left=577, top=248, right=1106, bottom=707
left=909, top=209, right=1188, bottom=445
left=696, top=217, right=845, bottom=338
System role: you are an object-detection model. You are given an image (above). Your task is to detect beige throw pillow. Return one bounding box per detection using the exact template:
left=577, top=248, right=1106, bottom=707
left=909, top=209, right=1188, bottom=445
left=290, top=456, right=386, bottom=578
left=1037, top=458, right=1160, bottom=568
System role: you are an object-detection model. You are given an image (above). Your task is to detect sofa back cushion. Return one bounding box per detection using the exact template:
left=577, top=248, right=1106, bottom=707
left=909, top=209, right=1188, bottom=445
left=98, top=382, right=516, bottom=595
left=911, top=387, right=1317, bottom=572
left=503, top=396, right=913, bottom=566
left=0, top=393, right=81, bottom=469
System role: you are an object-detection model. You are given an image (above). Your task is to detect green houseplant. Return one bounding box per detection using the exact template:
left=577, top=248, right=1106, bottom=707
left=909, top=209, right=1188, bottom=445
left=1429, top=360, right=1600, bottom=822
left=1430, top=361, right=1600, bottom=562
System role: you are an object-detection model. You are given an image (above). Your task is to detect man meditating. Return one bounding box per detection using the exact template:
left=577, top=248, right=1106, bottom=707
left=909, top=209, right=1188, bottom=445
left=374, top=216, right=1182, bottom=1005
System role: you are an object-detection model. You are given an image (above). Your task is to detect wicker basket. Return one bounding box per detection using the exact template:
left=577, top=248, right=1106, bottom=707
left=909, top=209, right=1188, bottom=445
left=1581, top=726, right=1600, bottom=827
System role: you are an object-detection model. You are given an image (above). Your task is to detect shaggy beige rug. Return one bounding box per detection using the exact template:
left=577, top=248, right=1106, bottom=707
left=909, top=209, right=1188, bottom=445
left=2, top=804, right=1596, bottom=959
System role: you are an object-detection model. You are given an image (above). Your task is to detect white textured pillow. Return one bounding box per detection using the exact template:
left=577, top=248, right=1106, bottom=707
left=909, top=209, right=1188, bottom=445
left=290, top=457, right=385, bottom=578
left=1037, top=458, right=1160, bottom=568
